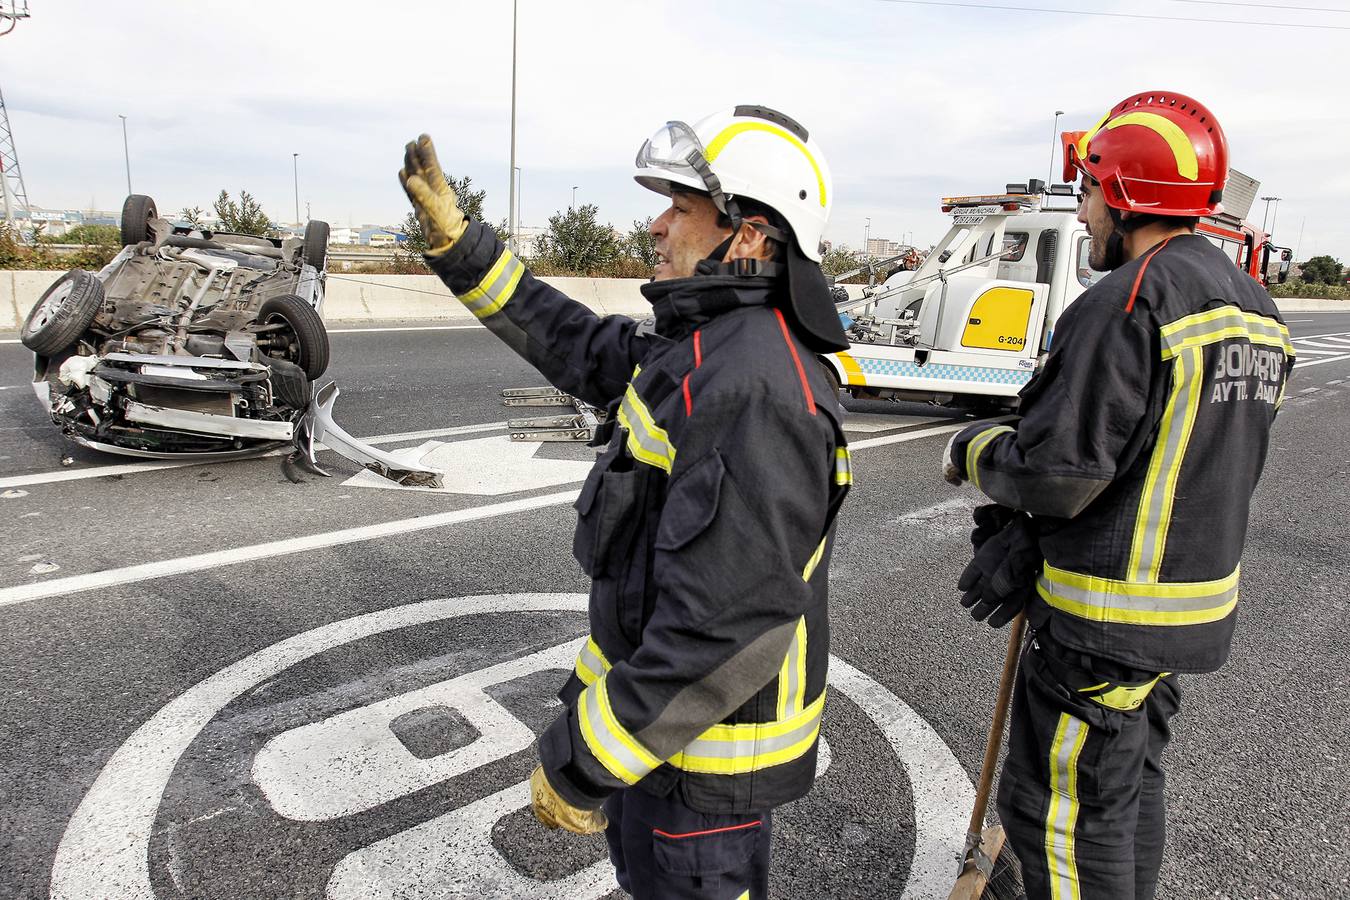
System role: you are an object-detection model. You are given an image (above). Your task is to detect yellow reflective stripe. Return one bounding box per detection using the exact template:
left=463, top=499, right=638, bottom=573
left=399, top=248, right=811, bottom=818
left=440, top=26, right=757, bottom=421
left=834, top=352, right=865, bottom=386
left=1046, top=713, right=1088, bottom=900
left=966, top=425, right=1014, bottom=490
left=1083, top=674, right=1168, bottom=712
left=1127, top=345, right=1203, bottom=581
left=1104, top=112, right=1198, bottom=181
left=776, top=616, right=808, bottom=720
left=802, top=538, right=827, bottom=582
left=704, top=122, right=827, bottom=208
left=1077, top=110, right=1112, bottom=159
left=457, top=249, right=524, bottom=319
left=1159, top=306, right=1293, bottom=360
left=578, top=673, right=661, bottom=785
left=834, top=447, right=853, bottom=486
left=618, top=383, right=676, bottom=473
left=1038, top=563, right=1240, bottom=627
left=668, top=691, right=826, bottom=776
left=574, top=636, right=610, bottom=687
left=735, top=893, right=750, bottom=900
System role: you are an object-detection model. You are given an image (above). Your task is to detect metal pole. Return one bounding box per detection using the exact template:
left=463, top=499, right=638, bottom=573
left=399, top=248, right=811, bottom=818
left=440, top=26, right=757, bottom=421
left=1269, top=198, right=1280, bottom=237
left=1260, top=196, right=1278, bottom=234
left=1048, top=110, right=1064, bottom=186
left=513, top=165, right=521, bottom=237
left=118, top=114, right=131, bottom=194
left=507, top=0, right=518, bottom=254
left=572, top=185, right=577, bottom=210
left=293, top=153, right=300, bottom=226
left=1294, top=216, right=1305, bottom=262
left=864, top=217, right=870, bottom=263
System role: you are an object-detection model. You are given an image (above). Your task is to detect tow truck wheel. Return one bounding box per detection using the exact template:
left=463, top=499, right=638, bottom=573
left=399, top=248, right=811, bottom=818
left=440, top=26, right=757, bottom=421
left=817, top=357, right=842, bottom=397
left=258, top=294, right=330, bottom=380
left=21, top=269, right=105, bottom=355
left=120, top=194, right=158, bottom=246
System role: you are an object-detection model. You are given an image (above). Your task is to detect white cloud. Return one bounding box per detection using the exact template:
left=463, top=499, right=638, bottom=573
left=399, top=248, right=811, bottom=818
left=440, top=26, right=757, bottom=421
left=1, top=0, right=1344, bottom=257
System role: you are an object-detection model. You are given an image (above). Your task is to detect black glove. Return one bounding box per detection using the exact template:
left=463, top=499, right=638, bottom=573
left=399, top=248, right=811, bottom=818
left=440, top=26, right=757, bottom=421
left=958, top=511, right=1041, bottom=628
left=970, top=503, right=1018, bottom=552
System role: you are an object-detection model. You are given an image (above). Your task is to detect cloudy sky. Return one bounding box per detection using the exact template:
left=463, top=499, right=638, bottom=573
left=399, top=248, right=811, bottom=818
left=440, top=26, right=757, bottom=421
left=2, top=0, right=1347, bottom=258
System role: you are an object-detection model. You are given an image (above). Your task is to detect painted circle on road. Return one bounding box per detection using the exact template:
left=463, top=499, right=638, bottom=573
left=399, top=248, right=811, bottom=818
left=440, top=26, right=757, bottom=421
left=50, top=594, right=973, bottom=899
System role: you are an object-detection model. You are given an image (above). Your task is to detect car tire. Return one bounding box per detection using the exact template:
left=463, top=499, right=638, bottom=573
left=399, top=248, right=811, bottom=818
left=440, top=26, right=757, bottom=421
left=120, top=194, right=158, bottom=246
left=21, top=269, right=105, bottom=355
left=818, top=356, right=842, bottom=397
left=303, top=220, right=330, bottom=269
left=258, top=293, right=329, bottom=380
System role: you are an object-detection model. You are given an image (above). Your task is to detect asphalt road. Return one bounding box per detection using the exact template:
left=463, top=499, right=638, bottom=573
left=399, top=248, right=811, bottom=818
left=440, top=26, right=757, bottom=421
left=1, top=311, right=1348, bottom=900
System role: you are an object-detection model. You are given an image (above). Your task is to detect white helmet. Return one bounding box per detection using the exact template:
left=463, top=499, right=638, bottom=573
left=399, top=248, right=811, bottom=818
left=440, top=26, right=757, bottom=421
left=634, top=105, right=832, bottom=262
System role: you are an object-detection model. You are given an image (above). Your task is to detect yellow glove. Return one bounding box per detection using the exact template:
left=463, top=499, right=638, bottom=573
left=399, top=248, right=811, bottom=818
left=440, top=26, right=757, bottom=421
left=398, top=134, right=469, bottom=256
left=529, top=765, right=608, bottom=835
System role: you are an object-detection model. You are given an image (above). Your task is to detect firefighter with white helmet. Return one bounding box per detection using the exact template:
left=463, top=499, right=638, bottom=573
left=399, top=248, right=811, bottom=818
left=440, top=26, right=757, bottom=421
left=401, top=105, right=851, bottom=898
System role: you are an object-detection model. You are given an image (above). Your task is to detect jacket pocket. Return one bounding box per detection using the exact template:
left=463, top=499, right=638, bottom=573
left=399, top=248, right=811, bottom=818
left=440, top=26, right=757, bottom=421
left=654, top=451, right=724, bottom=553
left=652, top=819, right=762, bottom=877
left=573, top=464, right=640, bottom=578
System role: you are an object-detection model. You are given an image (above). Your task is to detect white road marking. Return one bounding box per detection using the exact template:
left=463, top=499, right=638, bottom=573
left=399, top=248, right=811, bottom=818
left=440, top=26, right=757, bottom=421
left=1293, top=354, right=1350, bottom=369
left=50, top=593, right=971, bottom=900
left=0, top=420, right=509, bottom=490
left=0, top=491, right=579, bottom=607
left=343, top=437, right=594, bottom=495
left=328, top=324, right=482, bottom=334
left=843, top=412, right=949, bottom=433
left=0, top=417, right=1001, bottom=607
left=1293, top=339, right=1350, bottom=351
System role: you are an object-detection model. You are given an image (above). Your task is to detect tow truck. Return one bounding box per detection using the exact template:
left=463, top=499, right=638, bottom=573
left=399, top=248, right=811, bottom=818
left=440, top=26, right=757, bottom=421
left=823, top=170, right=1285, bottom=408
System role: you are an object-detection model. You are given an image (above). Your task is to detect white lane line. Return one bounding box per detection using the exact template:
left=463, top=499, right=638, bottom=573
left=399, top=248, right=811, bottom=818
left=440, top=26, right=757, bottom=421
left=1291, top=330, right=1350, bottom=342
left=1294, top=340, right=1350, bottom=351
left=1285, top=319, right=1314, bottom=323
left=0, top=491, right=580, bottom=608
left=328, top=325, right=482, bottom=334
left=0, top=420, right=508, bottom=490
left=1294, top=354, right=1350, bottom=369
left=0, top=338, right=22, bottom=345
left=0, top=416, right=1002, bottom=607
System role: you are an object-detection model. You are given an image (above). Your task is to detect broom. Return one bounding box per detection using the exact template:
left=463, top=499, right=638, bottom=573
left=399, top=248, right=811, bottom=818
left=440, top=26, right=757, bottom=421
left=949, top=613, right=1027, bottom=900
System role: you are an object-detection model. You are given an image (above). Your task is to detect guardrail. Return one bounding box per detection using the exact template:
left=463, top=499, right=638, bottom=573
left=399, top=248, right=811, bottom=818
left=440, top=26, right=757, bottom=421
left=40, top=243, right=400, bottom=263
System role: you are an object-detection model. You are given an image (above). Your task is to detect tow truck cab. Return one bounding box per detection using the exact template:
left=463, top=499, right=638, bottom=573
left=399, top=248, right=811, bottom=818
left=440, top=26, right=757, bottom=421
left=825, top=170, right=1274, bottom=408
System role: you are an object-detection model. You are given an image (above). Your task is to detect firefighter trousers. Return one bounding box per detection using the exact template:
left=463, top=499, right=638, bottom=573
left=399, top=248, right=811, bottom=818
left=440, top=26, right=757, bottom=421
left=602, top=785, right=772, bottom=899
left=997, top=633, right=1181, bottom=900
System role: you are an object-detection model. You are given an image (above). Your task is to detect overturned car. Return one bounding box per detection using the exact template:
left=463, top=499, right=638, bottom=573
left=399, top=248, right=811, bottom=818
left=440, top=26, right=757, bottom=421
left=23, top=194, right=441, bottom=484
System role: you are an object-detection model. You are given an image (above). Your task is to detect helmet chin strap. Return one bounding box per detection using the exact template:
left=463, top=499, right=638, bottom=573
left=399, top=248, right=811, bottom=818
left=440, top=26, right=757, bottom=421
left=1102, top=207, right=1156, bottom=271
left=693, top=226, right=786, bottom=278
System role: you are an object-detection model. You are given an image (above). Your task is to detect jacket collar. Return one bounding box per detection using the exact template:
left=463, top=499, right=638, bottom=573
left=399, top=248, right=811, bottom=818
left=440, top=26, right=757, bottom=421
left=639, top=274, right=779, bottom=340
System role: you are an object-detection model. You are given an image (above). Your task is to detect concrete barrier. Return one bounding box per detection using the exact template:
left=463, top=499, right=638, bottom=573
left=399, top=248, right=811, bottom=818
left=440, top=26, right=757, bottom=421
left=0, top=268, right=1341, bottom=330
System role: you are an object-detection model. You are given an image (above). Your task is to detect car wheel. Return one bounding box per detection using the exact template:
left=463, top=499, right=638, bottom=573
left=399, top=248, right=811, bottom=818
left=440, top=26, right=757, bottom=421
left=818, top=356, right=842, bottom=397
left=258, top=293, right=330, bottom=380
left=120, top=194, right=158, bottom=246
left=21, top=269, right=105, bottom=355
left=303, top=220, right=330, bottom=269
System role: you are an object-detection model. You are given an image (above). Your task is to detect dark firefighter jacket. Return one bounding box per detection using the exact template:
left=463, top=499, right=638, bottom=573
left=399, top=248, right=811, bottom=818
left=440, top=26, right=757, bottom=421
left=427, top=221, right=851, bottom=814
left=948, top=234, right=1294, bottom=674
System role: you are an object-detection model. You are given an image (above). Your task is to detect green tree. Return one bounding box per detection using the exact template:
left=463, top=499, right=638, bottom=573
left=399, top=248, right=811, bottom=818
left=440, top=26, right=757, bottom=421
left=213, top=190, right=274, bottom=237
left=1299, top=255, right=1343, bottom=285
left=180, top=206, right=206, bottom=229
left=820, top=242, right=861, bottom=278
left=400, top=174, right=488, bottom=255
left=621, top=217, right=658, bottom=268
left=533, top=204, right=619, bottom=275
left=37, top=224, right=119, bottom=246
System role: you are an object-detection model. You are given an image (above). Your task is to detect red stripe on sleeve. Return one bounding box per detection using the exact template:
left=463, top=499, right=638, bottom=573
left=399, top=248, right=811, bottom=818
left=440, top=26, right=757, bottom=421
left=1123, top=235, right=1175, bottom=314
left=682, top=374, right=693, bottom=416
left=693, top=330, right=703, bottom=368
left=773, top=308, right=817, bottom=416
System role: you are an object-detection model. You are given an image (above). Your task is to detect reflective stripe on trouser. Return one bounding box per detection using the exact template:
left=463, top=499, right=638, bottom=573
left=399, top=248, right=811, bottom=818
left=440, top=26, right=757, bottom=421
left=572, top=620, right=820, bottom=777
left=456, top=248, right=525, bottom=319
left=998, top=639, right=1180, bottom=900
left=603, top=785, right=772, bottom=900
left=1037, top=563, right=1239, bottom=627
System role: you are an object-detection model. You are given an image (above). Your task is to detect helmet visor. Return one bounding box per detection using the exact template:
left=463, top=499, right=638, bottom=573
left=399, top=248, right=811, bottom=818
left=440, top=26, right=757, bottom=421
left=635, top=120, right=729, bottom=214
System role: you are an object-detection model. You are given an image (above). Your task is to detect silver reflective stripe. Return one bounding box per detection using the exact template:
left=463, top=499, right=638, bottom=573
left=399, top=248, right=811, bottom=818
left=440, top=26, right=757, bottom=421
left=459, top=250, right=525, bottom=319
left=618, top=384, right=676, bottom=472
left=834, top=447, right=853, bottom=485
left=578, top=676, right=659, bottom=785
left=1161, top=306, right=1290, bottom=356
left=1128, top=345, right=1203, bottom=580
left=575, top=637, right=609, bottom=685
left=681, top=708, right=821, bottom=760
left=777, top=617, right=806, bottom=719
left=1037, top=566, right=1239, bottom=627
left=1046, top=713, right=1087, bottom=900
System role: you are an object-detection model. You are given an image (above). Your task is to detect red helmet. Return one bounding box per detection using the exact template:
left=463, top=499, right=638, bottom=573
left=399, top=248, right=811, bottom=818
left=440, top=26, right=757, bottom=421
left=1061, top=91, right=1229, bottom=217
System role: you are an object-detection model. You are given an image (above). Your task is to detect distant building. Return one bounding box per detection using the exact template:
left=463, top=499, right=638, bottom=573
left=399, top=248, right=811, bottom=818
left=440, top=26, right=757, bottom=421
left=865, top=237, right=907, bottom=259
left=358, top=227, right=403, bottom=246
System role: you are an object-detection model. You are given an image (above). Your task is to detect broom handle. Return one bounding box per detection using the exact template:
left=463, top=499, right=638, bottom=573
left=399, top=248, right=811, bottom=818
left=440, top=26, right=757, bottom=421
left=966, top=613, right=1027, bottom=834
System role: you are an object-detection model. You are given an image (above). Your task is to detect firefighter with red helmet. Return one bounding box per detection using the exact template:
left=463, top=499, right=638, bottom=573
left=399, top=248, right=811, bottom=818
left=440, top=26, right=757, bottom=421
left=943, top=92, right=1295, bottom=898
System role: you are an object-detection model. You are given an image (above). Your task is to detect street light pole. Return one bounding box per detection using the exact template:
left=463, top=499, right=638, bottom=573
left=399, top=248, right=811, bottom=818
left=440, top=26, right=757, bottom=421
left=572, top=185, right=578, bottom=210
left=507, top=0, right=518, bottom=254
left=118, top=114, right=131, bottom=195
left=513, top=166, right=522, bottom=248
left=1048, top=109, right=1064, bottom=186
left=292, top=153, right=300, bottom=227
left=1260, top=196, right=1280, bottom=235
left=864, top=217, right=871, bottom=263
